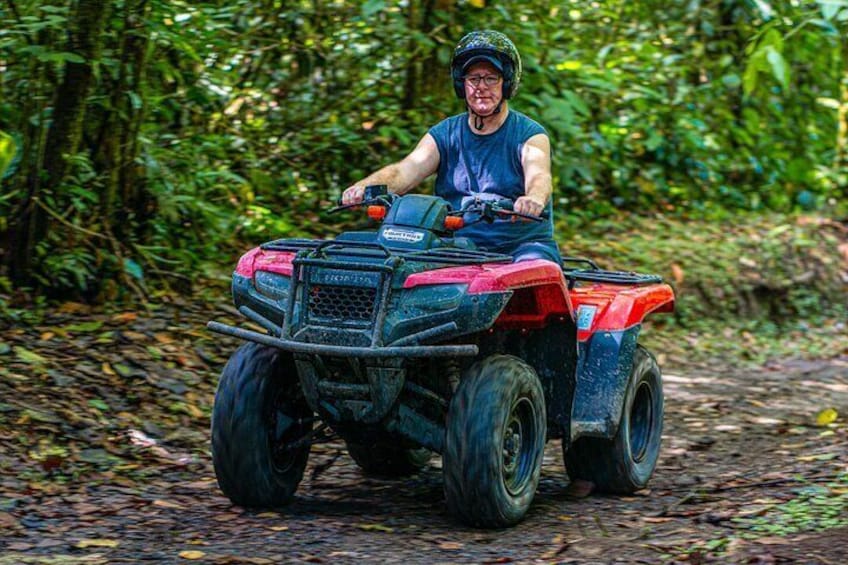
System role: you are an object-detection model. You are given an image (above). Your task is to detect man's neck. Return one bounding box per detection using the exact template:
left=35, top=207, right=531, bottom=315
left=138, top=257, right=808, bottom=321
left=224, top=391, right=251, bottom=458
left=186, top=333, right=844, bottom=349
left=468, top=104, right=509, bottom=135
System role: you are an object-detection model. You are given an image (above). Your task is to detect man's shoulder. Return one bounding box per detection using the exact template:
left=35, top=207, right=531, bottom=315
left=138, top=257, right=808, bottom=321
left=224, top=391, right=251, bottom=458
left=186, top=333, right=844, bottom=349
left=429, top=113, right=466, bottom=140
left=431, top=113, right=466, bottom=129
left=509, top=110, right=547, bottom=136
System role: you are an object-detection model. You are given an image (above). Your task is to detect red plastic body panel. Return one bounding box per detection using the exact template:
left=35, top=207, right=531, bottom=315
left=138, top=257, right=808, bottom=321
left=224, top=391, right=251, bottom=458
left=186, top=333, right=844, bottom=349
left=235, top=247, right=295, bottom=278
left=235, top=249, right=675, bottom=339
left=569, top=282, right=675, bottom=341
left=402, top=259, right=564, bottom=293
left=404, top=260, right=572, bottom=328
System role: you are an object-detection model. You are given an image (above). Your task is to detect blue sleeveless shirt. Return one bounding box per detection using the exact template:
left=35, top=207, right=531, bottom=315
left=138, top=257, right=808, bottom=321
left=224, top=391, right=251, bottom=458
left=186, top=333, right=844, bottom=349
left=429, top=111, right=557, bottom=255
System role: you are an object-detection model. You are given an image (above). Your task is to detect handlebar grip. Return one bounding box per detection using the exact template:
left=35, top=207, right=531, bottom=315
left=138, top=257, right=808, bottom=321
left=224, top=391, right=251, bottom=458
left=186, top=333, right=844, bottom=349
left=494, top=199, right=550, bottom=219
left=493, top=200, right=549, bottom=221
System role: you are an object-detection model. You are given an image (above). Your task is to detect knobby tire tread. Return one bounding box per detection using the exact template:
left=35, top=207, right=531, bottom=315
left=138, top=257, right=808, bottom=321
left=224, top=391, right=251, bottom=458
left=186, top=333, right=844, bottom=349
left=564, top=345, right=663, bottom=493
left=444, top=354, right=546, bottom=528
left=212, top=342, right=311, bottom=507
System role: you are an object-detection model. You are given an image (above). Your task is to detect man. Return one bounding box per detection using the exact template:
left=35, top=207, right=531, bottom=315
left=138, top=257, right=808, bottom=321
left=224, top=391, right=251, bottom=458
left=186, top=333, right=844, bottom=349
left=342, top=30, right=560, bottom=264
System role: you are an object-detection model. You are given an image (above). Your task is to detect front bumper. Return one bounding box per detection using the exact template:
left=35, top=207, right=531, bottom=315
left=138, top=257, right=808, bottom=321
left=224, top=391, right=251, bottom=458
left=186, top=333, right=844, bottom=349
left=207, top=321, right=479, bottom=358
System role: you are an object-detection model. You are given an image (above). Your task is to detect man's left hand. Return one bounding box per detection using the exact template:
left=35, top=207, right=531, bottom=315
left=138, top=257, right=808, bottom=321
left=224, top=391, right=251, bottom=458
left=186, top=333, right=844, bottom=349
left=514, top=195, right=546, bottom=217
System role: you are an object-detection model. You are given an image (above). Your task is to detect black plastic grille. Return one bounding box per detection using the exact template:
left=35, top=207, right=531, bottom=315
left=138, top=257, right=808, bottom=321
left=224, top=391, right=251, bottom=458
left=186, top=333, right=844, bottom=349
left=307, top=285, right=376, bottom=322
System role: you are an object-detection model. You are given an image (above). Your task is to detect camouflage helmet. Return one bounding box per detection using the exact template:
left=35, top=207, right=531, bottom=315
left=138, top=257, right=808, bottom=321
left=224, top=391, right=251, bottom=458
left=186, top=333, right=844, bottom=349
left=451, top=30, right=522, bottom=99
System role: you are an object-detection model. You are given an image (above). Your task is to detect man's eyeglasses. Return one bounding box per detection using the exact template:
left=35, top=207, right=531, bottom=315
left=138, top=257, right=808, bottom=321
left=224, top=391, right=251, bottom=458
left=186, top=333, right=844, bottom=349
left=463, top=74, right=502, bottom=87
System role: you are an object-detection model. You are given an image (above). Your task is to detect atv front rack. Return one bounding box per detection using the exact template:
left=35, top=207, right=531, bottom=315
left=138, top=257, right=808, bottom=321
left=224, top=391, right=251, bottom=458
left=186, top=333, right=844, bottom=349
left=261, top=238, right=512, bottom=265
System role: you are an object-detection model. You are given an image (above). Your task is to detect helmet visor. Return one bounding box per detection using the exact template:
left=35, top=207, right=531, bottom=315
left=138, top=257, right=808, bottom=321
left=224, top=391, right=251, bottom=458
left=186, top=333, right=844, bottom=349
left=461, top=54, right=504, bottom=75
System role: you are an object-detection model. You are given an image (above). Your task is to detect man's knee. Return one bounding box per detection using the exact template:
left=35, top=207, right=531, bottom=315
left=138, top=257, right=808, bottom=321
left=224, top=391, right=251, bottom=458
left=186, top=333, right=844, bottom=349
left=510, top=241, right=561, bottom=264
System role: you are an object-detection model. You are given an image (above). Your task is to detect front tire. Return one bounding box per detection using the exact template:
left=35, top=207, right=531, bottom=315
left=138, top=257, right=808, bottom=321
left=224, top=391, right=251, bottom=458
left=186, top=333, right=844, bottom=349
left=211, top=342, right=313, bottom=507
left=346, top=442, right=431, bottom=477
left=564, top=345, right=663, bottom=493
left=444, top=355, right=546, bottom=528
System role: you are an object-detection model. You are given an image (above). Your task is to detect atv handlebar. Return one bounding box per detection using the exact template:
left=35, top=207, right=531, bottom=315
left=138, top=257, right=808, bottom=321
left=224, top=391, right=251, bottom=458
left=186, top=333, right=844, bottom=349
left=451, top=197, right=548, bottom=225
left=331, top=189, right=548, bottom=226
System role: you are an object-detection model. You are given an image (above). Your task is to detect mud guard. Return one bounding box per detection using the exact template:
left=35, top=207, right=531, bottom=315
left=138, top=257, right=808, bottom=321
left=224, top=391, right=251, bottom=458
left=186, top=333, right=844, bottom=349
left=570, top=325, right=640, bottom=440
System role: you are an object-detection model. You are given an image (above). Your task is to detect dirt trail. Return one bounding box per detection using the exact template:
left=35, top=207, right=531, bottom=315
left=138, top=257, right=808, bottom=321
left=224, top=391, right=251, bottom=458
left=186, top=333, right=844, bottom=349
left=1, top=301, right=846, bottom=563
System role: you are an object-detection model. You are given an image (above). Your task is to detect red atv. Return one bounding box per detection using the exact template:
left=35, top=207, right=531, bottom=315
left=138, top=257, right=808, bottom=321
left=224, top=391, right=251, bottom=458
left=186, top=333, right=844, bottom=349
left=208, top=187, right=674, bottom=528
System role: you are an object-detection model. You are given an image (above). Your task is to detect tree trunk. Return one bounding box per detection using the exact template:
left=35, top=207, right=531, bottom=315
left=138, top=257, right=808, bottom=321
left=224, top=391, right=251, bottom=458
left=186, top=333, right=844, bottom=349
left=101, top=0, right=151, bottom=237
left=8, top=0, right=110, bottom=284
left=402, top=0, right=453, bottom=112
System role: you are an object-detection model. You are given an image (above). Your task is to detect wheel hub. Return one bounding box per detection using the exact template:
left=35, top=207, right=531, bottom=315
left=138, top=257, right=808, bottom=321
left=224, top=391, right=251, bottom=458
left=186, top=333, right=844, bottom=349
left=501, top=397, right=536, bottom=495
left=503, top=425, right=522, bottom=474
left=269, top=392, right=306, bottom=473
left=629, top=381, right=653, bottom=463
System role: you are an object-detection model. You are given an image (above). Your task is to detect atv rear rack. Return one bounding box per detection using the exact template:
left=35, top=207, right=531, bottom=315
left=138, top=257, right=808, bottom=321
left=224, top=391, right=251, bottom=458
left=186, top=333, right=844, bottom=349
left=561, top=256, right=663, bottom=288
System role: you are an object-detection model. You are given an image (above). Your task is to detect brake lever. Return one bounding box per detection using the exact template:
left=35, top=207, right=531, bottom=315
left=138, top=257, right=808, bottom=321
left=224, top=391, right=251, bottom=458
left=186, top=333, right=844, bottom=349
left=495, top=209, right=546, bottom=222
left=489, top=203, right=547, bottom=222
left=329, top=194, right=396, bottom=214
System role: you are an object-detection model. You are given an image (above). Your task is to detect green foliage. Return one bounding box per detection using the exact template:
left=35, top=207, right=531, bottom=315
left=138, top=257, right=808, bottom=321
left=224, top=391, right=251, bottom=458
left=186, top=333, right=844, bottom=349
left=0, top=0, right=846, bottom=298
left=565, top=212, right=847, bottom=335
left=673, top=473, right=848, bottom=560
left=0, top=130, right=14, bottom=179
left=735, top=475, right=848, bottom=535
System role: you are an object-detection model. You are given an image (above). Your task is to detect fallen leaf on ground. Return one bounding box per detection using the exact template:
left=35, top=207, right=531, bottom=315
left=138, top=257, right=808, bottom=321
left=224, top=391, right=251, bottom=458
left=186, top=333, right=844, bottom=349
left=671, top=263, right=684, bottom=284
left=0, top=512, right=19, bottom=529
left=14, top=346, right=47, bottom=364
left=557, top=515, right=572, bottom=521
left=112, top=312, right=138, bottom=324
left=357, top=523, right=394, bottom=533
left=542, top=534, right=571, bottom=559
left=816, top=407, right=838, bottom=426
left=643, top=517, right=673, bottom=523
left=179, top=550, right=206, bottom=560
left=76, top=538, right=119, bottom=548
left=153, top=499, right=185, bottom=509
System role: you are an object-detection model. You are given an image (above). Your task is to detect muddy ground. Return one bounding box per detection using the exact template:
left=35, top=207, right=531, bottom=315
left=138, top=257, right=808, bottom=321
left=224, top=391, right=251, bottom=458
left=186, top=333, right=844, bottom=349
left=1, top=299, right=846, bottom=564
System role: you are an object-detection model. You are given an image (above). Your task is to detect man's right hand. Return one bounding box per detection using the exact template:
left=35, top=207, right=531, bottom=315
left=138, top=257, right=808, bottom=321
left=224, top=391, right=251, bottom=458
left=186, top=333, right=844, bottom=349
left=342, top=185, right=365, bottom=206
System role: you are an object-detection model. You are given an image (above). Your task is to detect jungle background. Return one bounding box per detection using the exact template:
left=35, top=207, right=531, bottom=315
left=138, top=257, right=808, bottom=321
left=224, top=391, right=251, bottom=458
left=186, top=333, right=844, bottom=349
left=1, top=0, right=847, bottom=563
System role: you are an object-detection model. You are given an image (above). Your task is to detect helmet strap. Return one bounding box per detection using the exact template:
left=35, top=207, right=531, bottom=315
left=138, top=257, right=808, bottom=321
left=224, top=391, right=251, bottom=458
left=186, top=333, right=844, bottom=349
left=467, top=100, right=504, bottom=131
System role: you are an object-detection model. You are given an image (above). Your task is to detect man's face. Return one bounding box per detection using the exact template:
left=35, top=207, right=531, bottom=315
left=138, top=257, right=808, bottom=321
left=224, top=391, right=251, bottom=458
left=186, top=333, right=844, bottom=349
left=463, top=61, right=503, bottom=117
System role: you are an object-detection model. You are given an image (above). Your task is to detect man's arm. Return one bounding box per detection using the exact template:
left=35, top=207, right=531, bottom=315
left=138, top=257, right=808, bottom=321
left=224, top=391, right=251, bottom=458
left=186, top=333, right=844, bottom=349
left=342, top=134, right=440, bottom=205
left=515, top=133, right=552, bottom=217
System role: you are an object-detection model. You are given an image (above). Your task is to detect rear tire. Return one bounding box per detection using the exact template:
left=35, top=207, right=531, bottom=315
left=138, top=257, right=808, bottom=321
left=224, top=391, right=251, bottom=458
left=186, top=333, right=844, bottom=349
left=346, top=442, right=431, bottom=477
left=212, top=342, right=313, bottom=507
left=564, top=345, right=663, bottom=493
left=444, top=355, right=546, bottom=528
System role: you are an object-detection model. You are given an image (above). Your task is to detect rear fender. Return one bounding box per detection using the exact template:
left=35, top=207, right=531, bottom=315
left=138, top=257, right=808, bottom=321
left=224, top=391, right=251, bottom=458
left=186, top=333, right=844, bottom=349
left=570, top=283, right=674, bottom=341
left=568, top=284, right=672, bottom=440
left=571, top=325, right=640, bottom=440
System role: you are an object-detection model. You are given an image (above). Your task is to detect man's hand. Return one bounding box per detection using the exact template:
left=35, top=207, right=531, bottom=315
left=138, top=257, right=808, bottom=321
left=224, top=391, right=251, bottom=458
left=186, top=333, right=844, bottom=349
left=342, top=185, right=366, bottom=206
left=514, top=194, right=546, bottom=217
